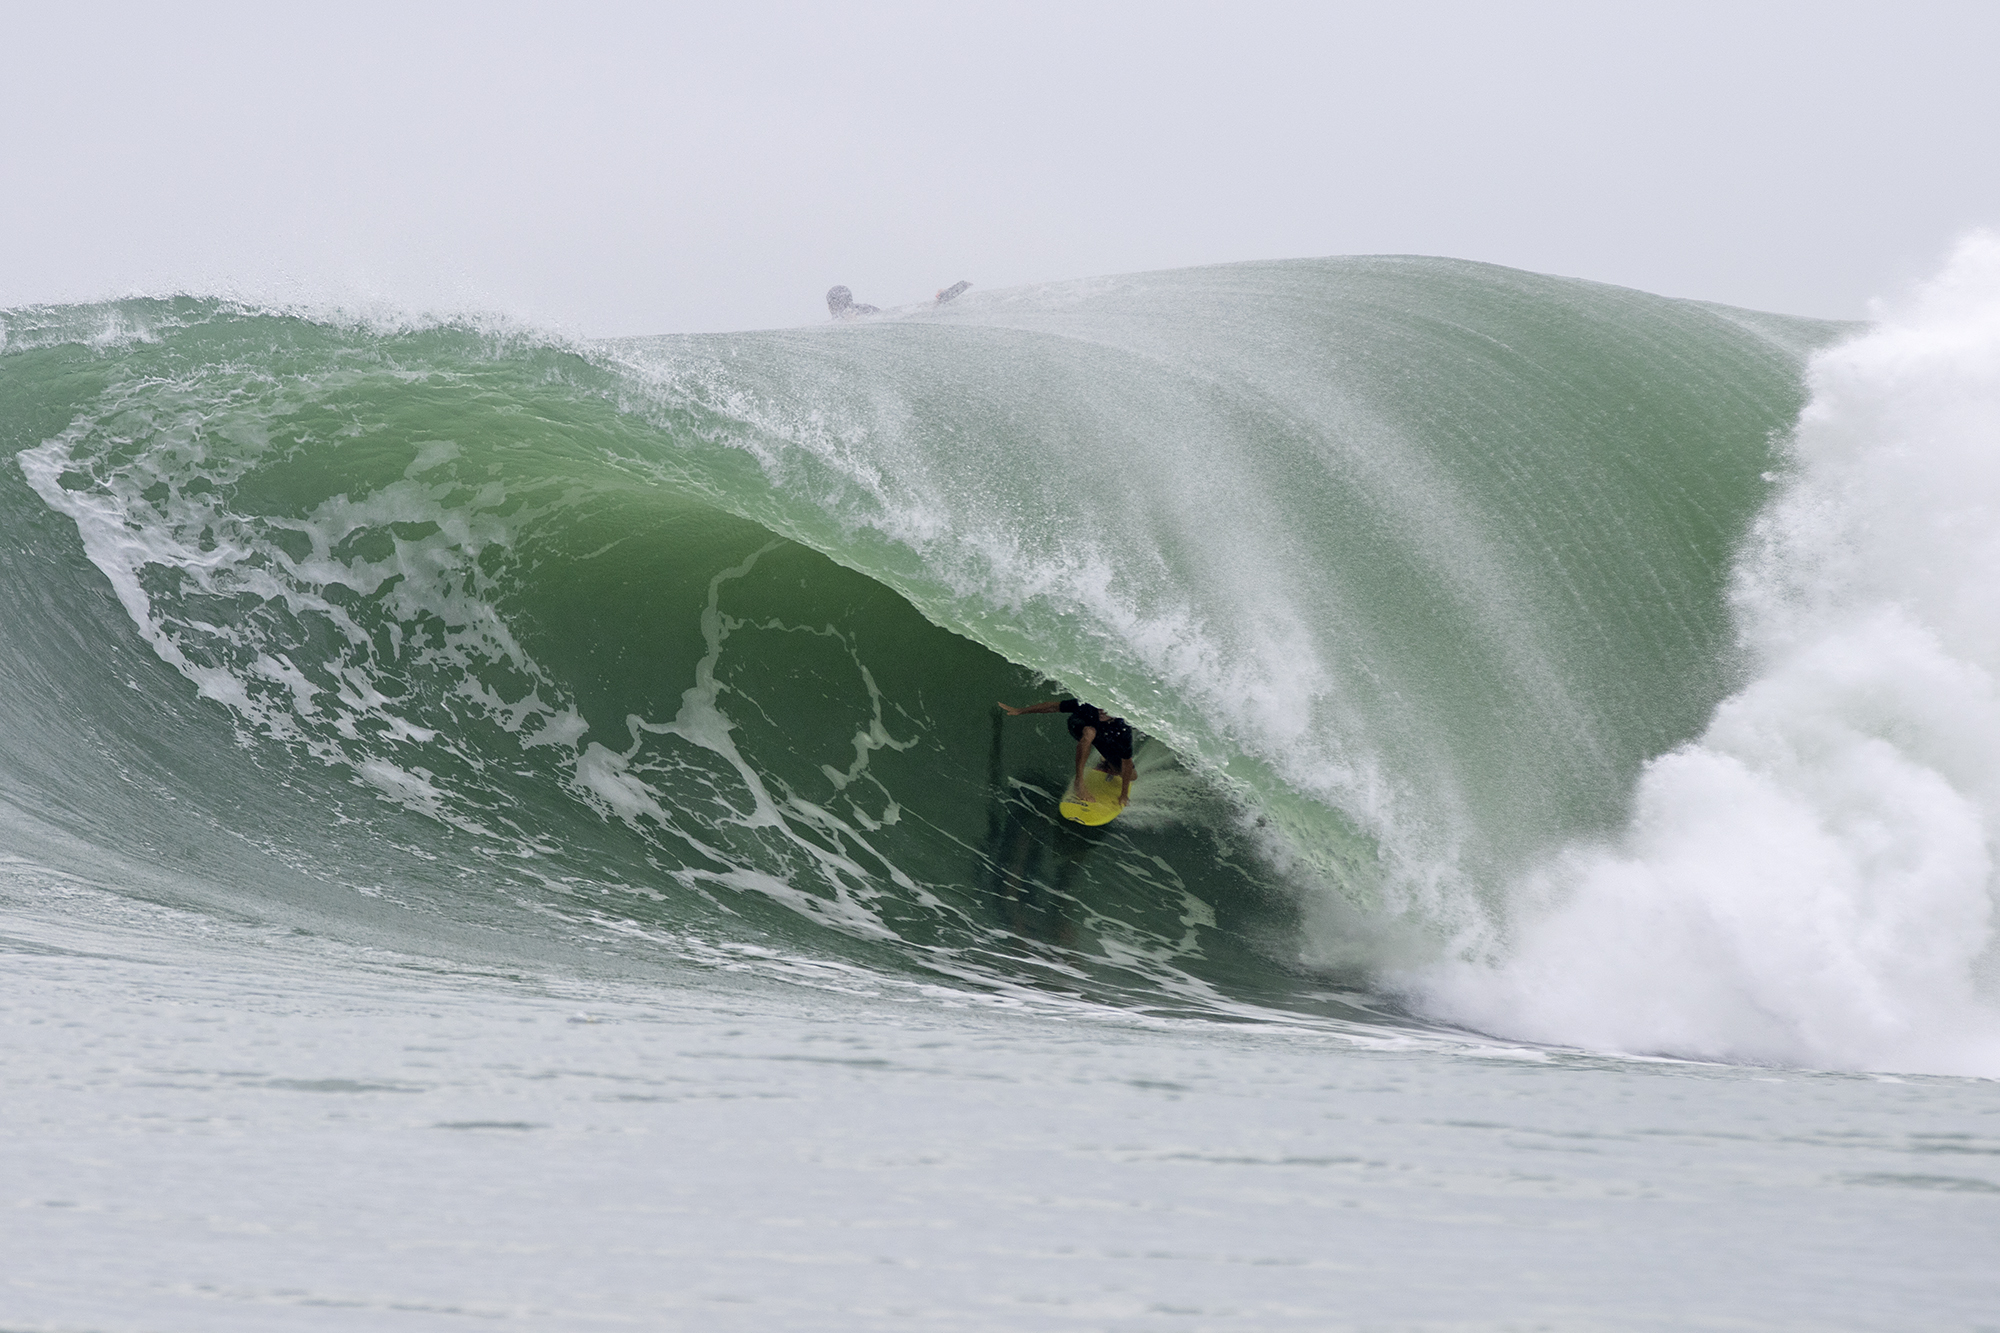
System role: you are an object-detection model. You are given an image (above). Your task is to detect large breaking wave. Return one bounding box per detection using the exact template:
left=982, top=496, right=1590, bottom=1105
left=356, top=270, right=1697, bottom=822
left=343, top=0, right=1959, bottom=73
left=5, top=250, right=1996, bottom=1071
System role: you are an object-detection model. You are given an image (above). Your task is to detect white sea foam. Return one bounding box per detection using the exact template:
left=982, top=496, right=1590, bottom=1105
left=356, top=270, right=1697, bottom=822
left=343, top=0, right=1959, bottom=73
left=14, top=357, right=585, bottom=844
left=1418, top=235, right=2000, bottom=1075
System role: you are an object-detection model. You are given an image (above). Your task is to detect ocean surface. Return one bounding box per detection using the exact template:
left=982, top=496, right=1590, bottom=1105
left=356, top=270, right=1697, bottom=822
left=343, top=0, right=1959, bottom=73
left=5, top=249, right=1998, bottom=1330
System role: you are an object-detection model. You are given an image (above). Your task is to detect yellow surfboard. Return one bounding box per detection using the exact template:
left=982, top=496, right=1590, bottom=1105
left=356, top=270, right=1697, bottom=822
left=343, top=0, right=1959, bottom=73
left=1058, top=766, right=1126, bottom=826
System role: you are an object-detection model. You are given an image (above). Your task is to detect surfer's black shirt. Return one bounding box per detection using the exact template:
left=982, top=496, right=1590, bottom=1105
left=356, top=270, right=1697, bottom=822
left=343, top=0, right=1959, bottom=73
left=1059, top=699, right=1135, bottom=763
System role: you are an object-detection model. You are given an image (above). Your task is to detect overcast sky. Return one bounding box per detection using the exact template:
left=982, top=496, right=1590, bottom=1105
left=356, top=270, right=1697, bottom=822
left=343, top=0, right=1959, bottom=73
left=8, top=1, right=1997, bottom=334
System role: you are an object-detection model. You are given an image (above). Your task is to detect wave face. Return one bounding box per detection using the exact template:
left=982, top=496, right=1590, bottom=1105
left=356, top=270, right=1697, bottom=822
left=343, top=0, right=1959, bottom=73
left=12, top=253, right=1990, bottom=1069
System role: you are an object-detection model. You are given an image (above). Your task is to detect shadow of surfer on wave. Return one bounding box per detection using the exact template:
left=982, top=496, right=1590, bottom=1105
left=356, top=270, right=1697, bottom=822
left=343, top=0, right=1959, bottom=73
left=982, top=710, right=1088, bottom=947
left=826, top=281, right=971, bottom=320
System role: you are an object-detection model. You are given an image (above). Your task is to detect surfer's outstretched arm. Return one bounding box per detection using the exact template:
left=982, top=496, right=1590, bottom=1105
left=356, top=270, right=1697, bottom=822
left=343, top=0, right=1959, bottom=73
left=997, top=700, right=1062, bottom=716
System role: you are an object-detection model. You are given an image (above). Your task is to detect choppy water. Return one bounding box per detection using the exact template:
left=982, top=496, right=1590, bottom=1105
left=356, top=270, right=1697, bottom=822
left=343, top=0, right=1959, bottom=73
left=5, top=248, right=1998, bottom=1329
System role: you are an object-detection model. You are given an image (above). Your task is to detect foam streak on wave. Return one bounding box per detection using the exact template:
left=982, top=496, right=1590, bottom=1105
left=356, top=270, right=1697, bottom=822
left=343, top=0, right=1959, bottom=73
left=1419, top=235, right=2000, bottom=1075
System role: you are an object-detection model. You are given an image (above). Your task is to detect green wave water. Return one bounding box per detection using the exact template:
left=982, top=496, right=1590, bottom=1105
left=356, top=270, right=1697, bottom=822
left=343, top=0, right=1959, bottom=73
left=0, top=257, right=1849, bottom=1031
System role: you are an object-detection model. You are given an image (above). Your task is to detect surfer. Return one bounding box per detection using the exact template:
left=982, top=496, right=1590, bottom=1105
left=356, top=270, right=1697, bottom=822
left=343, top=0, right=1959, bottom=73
left=997, top=698, right=1136, bottom=807
left=826, top=286, right=878, bottom=319
left=828, top=281, right=969, bottom=319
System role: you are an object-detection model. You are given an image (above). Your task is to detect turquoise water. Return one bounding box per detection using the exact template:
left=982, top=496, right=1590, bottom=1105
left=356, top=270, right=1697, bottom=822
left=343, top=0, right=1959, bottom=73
left=5, top=253, right=1998, bottom=1329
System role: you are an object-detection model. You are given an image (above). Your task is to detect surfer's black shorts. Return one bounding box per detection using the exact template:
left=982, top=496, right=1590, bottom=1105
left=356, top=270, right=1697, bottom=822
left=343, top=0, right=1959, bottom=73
left=1059, top=699, right=1135, bottom=764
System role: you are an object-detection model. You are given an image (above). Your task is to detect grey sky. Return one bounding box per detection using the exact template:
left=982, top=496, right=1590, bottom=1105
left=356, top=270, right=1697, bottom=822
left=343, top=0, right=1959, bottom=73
left=8, top=1, right=1997, bottom=334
